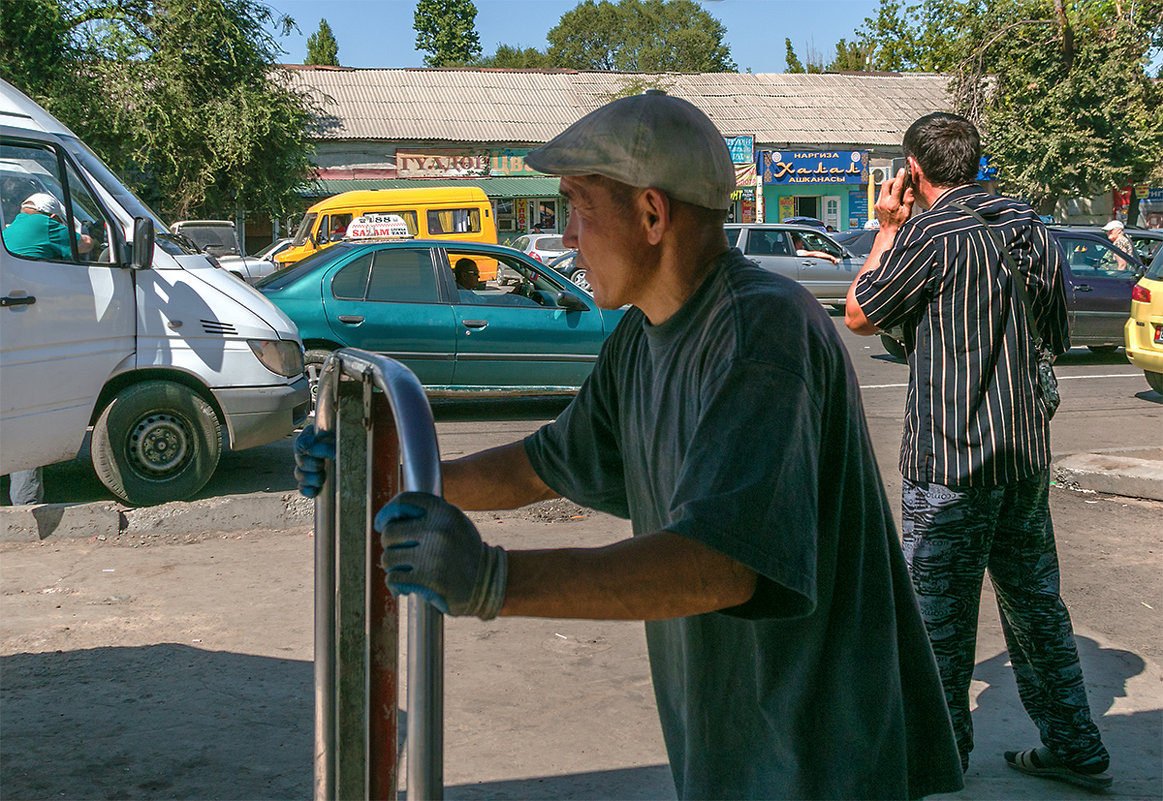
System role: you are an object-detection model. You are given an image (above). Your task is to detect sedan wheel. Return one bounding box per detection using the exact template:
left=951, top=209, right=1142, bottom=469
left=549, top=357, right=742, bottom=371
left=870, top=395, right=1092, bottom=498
left=570, top=269, right=590, bottom=292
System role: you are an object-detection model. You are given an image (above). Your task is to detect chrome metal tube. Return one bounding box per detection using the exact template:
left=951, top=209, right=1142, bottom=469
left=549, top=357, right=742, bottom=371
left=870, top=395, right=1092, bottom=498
left=313, top=349, right=444, bottom=801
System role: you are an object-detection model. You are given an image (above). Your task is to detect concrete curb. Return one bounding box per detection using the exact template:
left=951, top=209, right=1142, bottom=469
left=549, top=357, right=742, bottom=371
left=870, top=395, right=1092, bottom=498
left=0, top=491, right=313, bottom=543
left=4, top=449, right=1159, bottom=542
left=1053, top=453, right=1163, bottom=502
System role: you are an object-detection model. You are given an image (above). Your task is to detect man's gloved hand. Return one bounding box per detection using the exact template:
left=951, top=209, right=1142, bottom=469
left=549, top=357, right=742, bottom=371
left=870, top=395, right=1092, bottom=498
left=294, top=425, right=336, bottom=498
left=375, top=491, right=507, bottom=620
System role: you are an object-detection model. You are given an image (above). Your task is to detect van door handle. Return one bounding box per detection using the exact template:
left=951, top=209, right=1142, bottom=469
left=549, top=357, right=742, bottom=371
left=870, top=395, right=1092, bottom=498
left=462, top=319, right=488, bottom=330
left=337, top=315, right=364, bottom=324
left=1, top=295, right=36, bottom=307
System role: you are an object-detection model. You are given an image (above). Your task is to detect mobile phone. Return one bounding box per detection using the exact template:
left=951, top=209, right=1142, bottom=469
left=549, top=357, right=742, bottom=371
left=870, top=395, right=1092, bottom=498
left=899, top=163, right=913, bottom=195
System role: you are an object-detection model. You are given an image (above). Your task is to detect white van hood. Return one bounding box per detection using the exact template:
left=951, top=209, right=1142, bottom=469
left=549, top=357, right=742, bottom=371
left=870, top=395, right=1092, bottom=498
left=174, top=254, right=300, bottom=340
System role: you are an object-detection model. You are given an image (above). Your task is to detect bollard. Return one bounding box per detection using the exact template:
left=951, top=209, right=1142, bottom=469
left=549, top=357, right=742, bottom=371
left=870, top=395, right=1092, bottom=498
left=313, top=349, right=444, bottom=801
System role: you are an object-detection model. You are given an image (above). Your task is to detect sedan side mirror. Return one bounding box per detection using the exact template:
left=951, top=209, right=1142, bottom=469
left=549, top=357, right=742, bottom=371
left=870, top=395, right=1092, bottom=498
left=556, top=291, right=589, bottom=311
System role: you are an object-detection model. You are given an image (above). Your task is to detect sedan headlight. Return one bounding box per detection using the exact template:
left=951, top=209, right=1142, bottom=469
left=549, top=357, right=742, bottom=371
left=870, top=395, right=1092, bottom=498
left=248, top=338, right=305, bottom=377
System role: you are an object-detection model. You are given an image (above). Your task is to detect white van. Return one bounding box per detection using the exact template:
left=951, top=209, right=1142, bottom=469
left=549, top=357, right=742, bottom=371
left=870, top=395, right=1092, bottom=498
left=0, top=79, right=310, bottom=506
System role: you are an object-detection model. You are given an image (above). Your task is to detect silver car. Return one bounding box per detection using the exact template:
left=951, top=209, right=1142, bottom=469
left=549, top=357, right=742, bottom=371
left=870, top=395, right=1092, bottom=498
left=725, top=223, right=857, bottom=306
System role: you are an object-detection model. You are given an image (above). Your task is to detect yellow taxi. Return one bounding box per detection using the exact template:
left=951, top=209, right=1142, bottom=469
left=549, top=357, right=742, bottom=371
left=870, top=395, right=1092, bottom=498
left=1124, top=246, right=1163, bottom=394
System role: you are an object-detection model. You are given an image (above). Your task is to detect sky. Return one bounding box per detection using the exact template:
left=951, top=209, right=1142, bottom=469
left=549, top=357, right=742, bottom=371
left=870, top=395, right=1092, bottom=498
left=262, top=0, right=883, bottom=73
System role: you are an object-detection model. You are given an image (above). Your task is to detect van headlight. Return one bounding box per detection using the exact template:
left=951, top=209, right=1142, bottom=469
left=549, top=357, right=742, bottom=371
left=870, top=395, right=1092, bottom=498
left=248, top=339, right=305, bottom=377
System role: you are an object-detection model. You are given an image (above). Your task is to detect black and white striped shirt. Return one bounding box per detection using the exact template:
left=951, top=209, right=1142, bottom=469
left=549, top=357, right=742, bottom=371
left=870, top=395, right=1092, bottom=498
left=854, top=185, right=1070, bottom=487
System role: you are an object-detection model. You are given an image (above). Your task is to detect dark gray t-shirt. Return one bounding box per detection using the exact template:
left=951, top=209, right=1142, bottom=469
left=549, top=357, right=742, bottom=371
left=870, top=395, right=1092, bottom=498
left=525, top=250, right=963, bottom=799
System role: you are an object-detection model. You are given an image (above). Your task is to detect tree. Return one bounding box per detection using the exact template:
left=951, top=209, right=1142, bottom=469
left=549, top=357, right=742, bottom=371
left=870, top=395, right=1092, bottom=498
left=828, top=38, right=871, bottom=72
left=305, top=18, right=339, bottom=66
left=846, top=0, right=1163, bottom=213
left=476, top=44, right=556, bottom=69
left=414, top=0, right=482, bottom=67
left=0, top=0, right=317, bottom=222
left=546, top=0, right=736, bottom=72
left=784, top=38, right=805, bottom=73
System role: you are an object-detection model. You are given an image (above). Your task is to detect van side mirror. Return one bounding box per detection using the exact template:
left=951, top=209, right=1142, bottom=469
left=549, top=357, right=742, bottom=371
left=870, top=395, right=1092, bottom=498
left=131, top=217, right=154, bottom=270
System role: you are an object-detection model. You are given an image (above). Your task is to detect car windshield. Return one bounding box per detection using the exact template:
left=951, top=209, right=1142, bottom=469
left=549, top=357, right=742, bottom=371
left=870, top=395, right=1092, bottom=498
left=291, top=212, right=318, bottom=246
left=178, top=225, right=240, bottom=256
left=535, top=236, right=565, bottom=250
left=256, top=243, right=354, bottom=290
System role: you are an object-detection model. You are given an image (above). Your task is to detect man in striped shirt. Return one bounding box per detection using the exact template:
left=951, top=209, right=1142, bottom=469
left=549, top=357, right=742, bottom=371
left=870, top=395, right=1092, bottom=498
left=844, top=113, right=1111, bottom=792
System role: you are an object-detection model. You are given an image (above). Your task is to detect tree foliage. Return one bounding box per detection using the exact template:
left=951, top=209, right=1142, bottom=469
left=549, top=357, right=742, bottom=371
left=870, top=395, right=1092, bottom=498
left=545, top=0, right=735, bottom=72
left=414, top=0, right=482, bottom=67
left=0, top=0, right=316, bottom=221
left=784, top=38, right=805, bottom=73
left=476, top=44, right=556, bottom=69
left=848, top=0, right=1163, bottom=211
left=305, top=18, right=339, bottom=66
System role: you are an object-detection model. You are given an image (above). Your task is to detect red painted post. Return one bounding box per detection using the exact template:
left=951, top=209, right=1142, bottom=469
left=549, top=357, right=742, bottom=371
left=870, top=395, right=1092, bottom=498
left=369, top=391, right=400, bottom=801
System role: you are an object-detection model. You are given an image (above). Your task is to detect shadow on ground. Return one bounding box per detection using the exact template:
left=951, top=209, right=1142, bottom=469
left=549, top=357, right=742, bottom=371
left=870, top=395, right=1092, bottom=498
left=0, top=645, right=312, bottom=800
left=447, top=765, right=674, bottom=800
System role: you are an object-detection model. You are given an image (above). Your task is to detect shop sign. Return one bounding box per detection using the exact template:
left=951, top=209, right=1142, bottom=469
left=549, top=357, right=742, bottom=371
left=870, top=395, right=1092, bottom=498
left=1135, top=184, right=1149, bottom=199
left=760, top=151, right=869, bottom=185
left=1150, top=188, right=1163, bottom=200
left=848, top=189, right=868, bottom=229
left=397, top=149, right=490, bottom=178
left=778, top=196, right=795, bottom=220
left=490, top=149, right=542, bottom=176
left=725, top=136, right=754, bottom=164
left=734, top=162, right=757, bottom=186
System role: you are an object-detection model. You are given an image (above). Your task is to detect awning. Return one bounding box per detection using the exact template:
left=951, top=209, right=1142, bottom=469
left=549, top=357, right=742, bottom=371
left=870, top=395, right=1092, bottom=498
left=301, top=176, right=563, bottom=199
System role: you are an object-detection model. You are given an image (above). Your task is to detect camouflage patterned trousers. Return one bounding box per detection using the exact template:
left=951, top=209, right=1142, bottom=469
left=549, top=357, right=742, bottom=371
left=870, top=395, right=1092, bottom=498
left=901, top=469, right=1109, bottom=772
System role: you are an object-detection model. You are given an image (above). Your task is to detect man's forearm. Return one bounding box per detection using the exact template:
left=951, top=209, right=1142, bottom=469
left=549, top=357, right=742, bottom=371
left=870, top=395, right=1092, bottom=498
left=844, top=228, right=898, bottom=335
left=501, top=530, right=758, bottom=620
left=442, top=441, right=558, bottom=511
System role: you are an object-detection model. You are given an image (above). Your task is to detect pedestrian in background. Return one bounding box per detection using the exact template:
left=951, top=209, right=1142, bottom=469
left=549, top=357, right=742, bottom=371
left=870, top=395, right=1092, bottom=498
left=1102, top=219, right=1137, bottom=270
left=845, top=112, right=1111, bottom=792
left=298, top=93, right=964, bottom=799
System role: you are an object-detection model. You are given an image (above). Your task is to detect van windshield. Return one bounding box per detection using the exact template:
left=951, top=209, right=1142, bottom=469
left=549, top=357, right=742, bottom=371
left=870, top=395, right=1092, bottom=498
left=60, top=134, right=167, bottom=229
left=292, top=212, right=317, bottom=246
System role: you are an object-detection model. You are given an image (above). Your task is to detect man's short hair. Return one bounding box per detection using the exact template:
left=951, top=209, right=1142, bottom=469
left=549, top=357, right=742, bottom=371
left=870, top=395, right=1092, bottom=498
left=454, top=258, right=479, bottom=280
left=902, top=112, right=981, bottom=188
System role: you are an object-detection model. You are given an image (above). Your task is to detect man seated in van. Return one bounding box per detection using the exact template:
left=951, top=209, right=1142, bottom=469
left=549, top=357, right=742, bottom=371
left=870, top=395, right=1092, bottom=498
left=2, top=192, right=93, bottom=260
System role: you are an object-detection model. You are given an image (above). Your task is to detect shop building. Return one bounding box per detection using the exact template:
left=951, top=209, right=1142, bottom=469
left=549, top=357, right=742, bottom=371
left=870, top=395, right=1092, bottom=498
left=257, top=67, right=954, bottom=245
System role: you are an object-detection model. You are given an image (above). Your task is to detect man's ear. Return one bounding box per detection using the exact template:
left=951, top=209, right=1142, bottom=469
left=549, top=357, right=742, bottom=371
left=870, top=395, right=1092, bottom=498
left=639, top=188, right=670, bottom=246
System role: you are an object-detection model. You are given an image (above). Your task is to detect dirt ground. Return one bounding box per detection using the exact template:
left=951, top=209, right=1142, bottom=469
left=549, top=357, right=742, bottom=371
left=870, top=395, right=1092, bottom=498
left=1, top=489, right=1160, bottom=800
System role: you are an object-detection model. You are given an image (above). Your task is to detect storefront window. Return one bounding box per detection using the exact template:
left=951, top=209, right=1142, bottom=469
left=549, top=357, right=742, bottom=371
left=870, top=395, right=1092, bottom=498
left=533, top=199, right=557, bottom=232
left=494, top=198, right=518, bottom=233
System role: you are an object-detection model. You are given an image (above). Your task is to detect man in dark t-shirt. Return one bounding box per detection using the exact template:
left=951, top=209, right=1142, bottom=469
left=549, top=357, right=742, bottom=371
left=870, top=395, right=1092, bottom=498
left=296, top=94, right=964, bottom=799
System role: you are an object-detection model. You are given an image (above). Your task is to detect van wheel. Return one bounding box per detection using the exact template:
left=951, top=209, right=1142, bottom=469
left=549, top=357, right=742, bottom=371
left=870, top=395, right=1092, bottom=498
left=1147, top=371, right=1163, bottom=395
left=305, top=349, right=336, bottom=409
left=880, top=334, right=907, bottom=361
left=92, top=381, right=221, bottom=506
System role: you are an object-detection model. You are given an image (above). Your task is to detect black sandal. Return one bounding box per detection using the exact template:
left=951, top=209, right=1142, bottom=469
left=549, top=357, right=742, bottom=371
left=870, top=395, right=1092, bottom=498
left=1005, top=747, right=1112, bottom=793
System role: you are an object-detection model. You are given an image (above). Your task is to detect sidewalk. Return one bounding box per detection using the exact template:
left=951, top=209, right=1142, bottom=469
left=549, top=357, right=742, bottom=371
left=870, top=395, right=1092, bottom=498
left=2, top=503, right=1159, bottom=800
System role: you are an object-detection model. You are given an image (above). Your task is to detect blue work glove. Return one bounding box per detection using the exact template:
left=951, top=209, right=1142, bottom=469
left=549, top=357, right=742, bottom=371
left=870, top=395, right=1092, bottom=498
left=293, top=425, right=336, bottom=498
left=376, top=491, right=507, bottom=620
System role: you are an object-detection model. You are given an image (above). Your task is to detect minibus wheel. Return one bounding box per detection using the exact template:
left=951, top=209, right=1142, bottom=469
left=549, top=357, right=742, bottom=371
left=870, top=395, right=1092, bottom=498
left=92, top=380, right=222, bottom=506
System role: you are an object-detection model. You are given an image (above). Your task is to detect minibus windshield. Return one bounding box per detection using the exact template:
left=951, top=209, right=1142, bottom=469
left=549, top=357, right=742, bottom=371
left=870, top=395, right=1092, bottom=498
left=61, top=134, right=167, bottom=229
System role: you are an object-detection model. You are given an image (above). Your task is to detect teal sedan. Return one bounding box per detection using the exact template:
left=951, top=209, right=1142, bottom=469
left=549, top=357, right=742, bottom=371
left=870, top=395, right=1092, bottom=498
left=257, top=240, right=624, bottom=397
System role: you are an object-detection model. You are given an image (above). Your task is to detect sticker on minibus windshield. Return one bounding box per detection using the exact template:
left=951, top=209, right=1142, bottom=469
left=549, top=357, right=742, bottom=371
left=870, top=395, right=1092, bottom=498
left=346, top=213, right=412, bottom=240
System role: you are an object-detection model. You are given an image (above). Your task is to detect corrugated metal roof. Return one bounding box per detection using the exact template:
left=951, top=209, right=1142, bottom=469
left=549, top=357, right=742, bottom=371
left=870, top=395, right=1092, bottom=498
left=305, top=176, right=562, bottom=198
left=286, top=66, right=953, bottom=148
